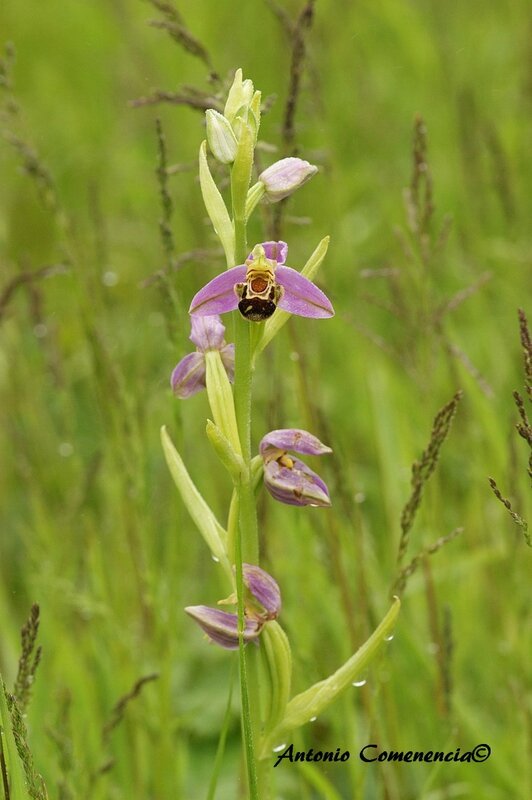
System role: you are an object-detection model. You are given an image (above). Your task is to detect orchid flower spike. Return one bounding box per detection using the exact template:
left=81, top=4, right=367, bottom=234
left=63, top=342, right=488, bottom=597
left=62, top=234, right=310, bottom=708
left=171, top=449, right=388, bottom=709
left=171, top=315, right=234, bottom=398
left=260, top=429, right=333, bottom=507
left=185, top=564, right=281, bottom=650
left=189, top=241, right=334, bottom=323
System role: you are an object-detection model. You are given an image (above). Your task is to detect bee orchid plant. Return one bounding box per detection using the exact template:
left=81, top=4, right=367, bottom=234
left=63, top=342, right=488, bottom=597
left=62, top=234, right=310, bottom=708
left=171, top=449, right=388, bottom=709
left=162, top=69, right=400, bottom=799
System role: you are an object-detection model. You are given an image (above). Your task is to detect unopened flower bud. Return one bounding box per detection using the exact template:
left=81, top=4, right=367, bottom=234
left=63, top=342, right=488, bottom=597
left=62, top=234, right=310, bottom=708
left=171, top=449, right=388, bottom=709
left=171, top=315, right=234, bottom=399
left=189, top=314, right=226, bottom=351
left=259, top=157, right=318, bottom=202
left=243, top=564, right=281, bottom=620
left=171, top=352, right=206, bottom=399
left=205, top=109, right=238, bottom=164
left=185, top=605, right=261, bottom=650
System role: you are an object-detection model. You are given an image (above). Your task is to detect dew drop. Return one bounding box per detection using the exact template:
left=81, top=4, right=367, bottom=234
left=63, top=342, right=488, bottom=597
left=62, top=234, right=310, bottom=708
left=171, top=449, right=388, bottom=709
left=272, top=743, right=287, bottom=753
left=352, top=679, right=367, bottom=687
left=58, top=442, right=74, bottom=458
left=309, top=716, right=317, bottom=722
left=384, top=634, right=394, bottom=642
left=354, top=492, right=366, bottom=504
left=211, top=555, right=220, bottom=563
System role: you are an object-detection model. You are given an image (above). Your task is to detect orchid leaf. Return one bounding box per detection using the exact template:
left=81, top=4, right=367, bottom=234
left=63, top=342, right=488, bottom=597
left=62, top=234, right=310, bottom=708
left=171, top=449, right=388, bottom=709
left=205, top=419, right=245, bottom=480
left=161, top=426, right=232, bottom=579
left=260, top=621, right=292, bottom=742
left=263, top=597, right=400, bottom=752
left=257, top=235, right=331, bottom=356
left=198, top=140, right=235, bottom=266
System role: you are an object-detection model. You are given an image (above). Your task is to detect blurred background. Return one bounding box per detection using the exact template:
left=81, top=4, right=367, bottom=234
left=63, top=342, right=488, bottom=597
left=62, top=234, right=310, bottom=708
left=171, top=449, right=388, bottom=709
left=0, top=1, right=530, bottom=798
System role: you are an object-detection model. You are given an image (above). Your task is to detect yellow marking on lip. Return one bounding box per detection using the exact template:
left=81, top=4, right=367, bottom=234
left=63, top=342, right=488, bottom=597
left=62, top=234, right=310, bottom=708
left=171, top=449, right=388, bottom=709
left=278, top=454, right=294, bottom=469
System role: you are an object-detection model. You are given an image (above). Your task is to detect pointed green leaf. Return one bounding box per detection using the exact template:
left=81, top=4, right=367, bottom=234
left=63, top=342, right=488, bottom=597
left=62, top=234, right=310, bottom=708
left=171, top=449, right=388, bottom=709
left=161, top=426, right=232, bottom=579
left=256, top=236, right=331, bottom=357
left=224, top=68, right=244, bottom=123
left=259, top=622, right=292, bottom=751
left=206, top=419, right=245, bottom=480
left=198, top=140, right=235, bottom=266
left=264, top=597, right=400, bottom=749
left=204, top=350, right=241, bottom=456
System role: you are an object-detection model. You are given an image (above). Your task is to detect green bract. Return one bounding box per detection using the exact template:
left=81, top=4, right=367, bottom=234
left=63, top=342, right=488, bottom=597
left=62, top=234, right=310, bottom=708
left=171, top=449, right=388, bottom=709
left=206, top=419, right=245, bottom=481
left=224, top=68, right=254, bottom=124
left=257, top=235, right=331, bottom=357
left=198, top=140, right=235, bottom=266
left=161, top=426, right=232, bottom=581
left=204, top=350, right=241, bottom=455
left=261, top=598, right=401, bottom=756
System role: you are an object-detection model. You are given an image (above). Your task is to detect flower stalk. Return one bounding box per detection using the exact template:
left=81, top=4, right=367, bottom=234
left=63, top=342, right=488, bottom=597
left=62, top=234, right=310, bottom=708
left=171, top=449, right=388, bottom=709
left=229, top=101, right=262, bottom=800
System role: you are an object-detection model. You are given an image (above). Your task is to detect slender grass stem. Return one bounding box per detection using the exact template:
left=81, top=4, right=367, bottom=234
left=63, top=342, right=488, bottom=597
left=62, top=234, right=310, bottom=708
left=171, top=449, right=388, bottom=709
left=206, top=660, right=236, bottom=800
left=0, top=735, right=10, bottom=800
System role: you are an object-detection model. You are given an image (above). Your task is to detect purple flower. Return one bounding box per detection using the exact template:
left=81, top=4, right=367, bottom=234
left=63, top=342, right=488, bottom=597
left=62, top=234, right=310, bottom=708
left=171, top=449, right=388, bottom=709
left=189, top=242, right=334, bottom=322
left=242, top=563, right=282, bottom=621
left=185, top=564, right=281, bottom=649
left=260, top=429, right=332, bottom=507
left=184, top=606, right=261, bottom=650
left=259, top=157, right=318, bottom=202
left=171, top=315, right=235, bottom=398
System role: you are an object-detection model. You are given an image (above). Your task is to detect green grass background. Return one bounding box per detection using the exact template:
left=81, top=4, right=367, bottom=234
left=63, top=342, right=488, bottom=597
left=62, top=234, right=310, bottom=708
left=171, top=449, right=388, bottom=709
left=0, top=0, right=530, bottom=798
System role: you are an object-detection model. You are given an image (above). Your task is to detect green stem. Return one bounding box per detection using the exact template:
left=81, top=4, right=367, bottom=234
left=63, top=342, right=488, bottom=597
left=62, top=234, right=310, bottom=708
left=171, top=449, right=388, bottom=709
left=232, top=185, right=264, bottom=796
left=234, top=518, right=259, bottom=800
